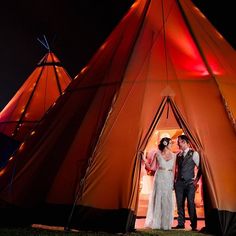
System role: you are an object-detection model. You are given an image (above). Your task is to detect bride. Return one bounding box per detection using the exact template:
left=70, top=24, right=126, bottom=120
left=143, top=137, right=176, bottom=230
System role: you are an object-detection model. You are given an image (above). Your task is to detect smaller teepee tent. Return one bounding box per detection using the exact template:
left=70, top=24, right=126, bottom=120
left=0, top=48, right=72, bottom=142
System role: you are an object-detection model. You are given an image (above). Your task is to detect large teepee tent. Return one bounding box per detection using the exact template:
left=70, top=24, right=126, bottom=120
left=0, top=0, right=235, bottom=235
left=0, top=51, right=72, bottom=142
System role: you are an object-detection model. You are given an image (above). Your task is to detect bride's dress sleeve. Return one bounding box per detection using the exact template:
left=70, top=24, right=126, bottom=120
left=146, top=149, right=159, bottom=171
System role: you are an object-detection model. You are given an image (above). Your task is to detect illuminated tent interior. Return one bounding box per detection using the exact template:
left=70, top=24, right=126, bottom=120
left=136, top=104, right=205, bottom=227
left=0, top=0, right=235, bottom=235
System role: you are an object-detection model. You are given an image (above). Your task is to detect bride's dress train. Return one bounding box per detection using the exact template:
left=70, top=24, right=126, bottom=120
left=145, top=152, right=175, bottom=230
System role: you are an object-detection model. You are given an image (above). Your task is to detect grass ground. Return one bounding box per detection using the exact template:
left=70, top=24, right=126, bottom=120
left=0, top=227, right=213, bottom=236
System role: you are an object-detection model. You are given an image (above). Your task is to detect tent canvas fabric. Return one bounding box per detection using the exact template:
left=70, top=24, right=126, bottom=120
left=0, top=52, right=72, bottom=142
left=0, top=0, right=236, bottom=235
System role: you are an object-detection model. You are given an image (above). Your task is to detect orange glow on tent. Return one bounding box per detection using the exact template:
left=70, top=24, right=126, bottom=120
left=0, top=168, right=6, bottom=177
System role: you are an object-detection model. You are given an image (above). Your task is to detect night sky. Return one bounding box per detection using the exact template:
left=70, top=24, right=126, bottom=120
left=0, top=0, right=235, bottom=110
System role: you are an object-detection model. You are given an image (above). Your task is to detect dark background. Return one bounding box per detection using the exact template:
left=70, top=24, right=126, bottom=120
left=0, top=0, right=235, bottom=110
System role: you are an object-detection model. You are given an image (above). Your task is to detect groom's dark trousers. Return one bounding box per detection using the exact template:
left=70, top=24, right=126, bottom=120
left=175, top=150, right=197, bottom=229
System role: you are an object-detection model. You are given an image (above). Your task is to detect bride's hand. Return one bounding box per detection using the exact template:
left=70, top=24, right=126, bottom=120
left=142, top=157, right=147, bottom=164
left=142, top=157, right=148, bottom=165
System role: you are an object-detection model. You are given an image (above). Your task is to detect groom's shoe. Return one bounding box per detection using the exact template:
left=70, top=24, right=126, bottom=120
left=172, top=225, right=185, bottom=229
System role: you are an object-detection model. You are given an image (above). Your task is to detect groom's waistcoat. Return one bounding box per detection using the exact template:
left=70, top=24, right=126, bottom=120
left=176, top=150, right=195, bottom=181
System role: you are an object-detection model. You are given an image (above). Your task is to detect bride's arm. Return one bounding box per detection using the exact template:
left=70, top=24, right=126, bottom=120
left=143, top=151, right=158, bottom=169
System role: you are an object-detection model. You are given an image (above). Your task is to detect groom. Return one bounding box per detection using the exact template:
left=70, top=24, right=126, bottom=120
left=173, top=135, right=201, bottom=231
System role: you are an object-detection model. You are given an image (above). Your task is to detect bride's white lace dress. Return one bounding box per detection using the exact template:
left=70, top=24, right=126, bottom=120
left=145, top=151, right=176, bottom=230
